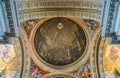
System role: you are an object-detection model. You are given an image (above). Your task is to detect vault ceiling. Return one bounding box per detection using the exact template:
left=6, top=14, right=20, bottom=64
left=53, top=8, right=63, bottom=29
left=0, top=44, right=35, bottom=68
left=14, top=0, right=105, bottom=25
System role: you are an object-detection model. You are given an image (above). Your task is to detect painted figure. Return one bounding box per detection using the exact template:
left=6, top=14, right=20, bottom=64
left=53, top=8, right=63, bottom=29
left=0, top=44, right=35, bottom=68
left=31, top=67, right=39, bottom=78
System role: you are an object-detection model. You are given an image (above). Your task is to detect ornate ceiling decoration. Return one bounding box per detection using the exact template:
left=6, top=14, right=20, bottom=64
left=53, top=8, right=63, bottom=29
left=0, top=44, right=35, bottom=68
left=34, top=17, right=86, bottom=66
left=29, top=17, right=90, bottom=72
left=14, top=0, right=105, bottom=25
left=0, top=38, right=23, bottom=77
left=41, top=73, right=77, bottom=78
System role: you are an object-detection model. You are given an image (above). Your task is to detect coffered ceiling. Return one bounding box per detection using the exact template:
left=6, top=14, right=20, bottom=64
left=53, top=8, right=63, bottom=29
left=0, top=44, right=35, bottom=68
left=14, top=0, right=106, bottom=25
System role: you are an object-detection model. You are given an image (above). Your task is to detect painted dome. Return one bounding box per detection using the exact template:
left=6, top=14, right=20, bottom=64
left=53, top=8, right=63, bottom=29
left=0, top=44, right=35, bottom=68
left=34, top=17, right=87, bottom=66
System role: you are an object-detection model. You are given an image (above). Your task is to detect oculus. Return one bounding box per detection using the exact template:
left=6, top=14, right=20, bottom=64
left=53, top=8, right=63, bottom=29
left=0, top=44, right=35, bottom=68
left=34, top=17, right=87, bottom=66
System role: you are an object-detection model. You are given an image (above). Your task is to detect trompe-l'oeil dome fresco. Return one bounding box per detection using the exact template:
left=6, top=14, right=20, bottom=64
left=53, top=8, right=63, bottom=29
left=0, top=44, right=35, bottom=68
left=34, top=17, right=87, bottom=66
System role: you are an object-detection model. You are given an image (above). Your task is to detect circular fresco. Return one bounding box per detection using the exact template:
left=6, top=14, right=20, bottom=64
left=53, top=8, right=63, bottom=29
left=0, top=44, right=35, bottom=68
left=34, top=17, right=87, bottom=66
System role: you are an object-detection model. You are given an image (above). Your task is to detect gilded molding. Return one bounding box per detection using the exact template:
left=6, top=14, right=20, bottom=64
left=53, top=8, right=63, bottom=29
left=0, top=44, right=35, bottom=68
left=19, top=8, right=101, bottom=14
left=41, top=73, right=77, bottom=78
left=19, top=26, right=31, bottom=78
